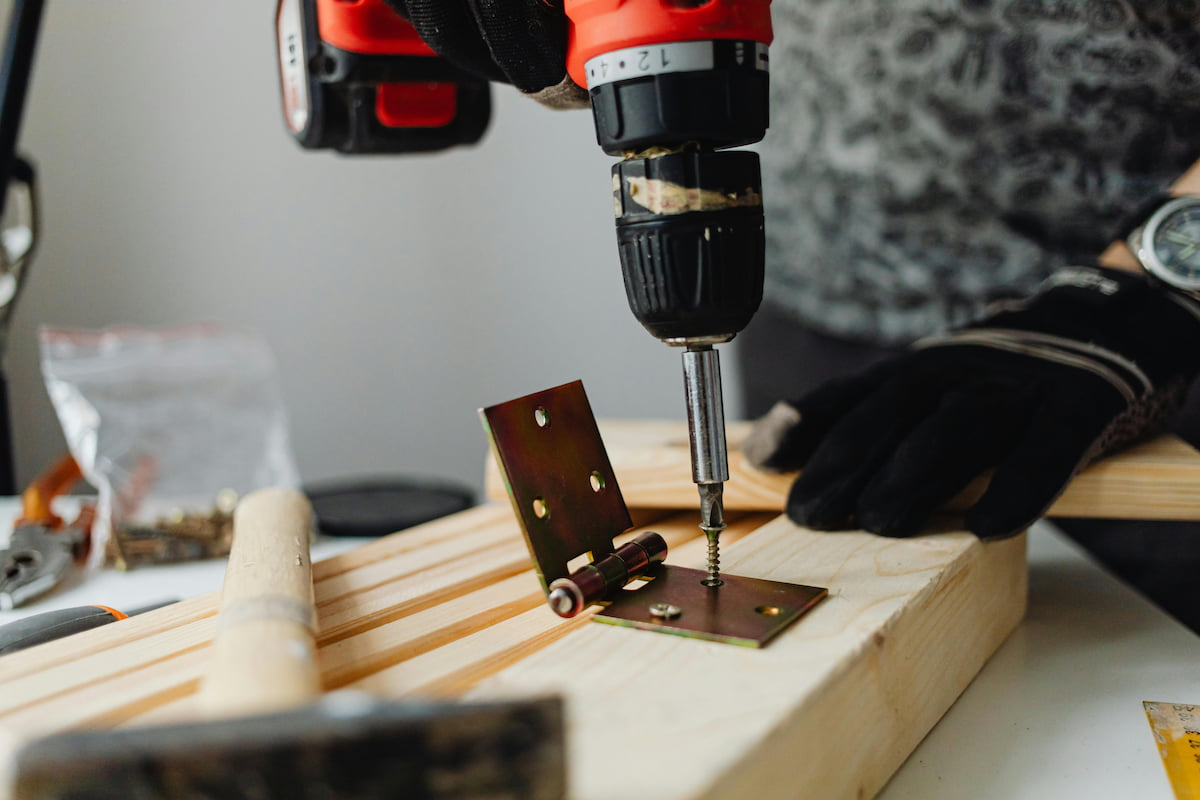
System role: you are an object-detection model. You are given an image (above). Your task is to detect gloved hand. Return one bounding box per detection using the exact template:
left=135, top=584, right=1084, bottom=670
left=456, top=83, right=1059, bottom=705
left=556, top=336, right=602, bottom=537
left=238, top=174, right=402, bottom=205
left=743, top=266, right=1200, bottom=540
left=384, top=0, right=586, bottom=109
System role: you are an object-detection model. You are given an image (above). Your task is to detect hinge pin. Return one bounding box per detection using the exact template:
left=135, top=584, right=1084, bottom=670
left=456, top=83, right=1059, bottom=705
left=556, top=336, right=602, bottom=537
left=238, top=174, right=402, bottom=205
left=546, top=531, right=667, bottom=618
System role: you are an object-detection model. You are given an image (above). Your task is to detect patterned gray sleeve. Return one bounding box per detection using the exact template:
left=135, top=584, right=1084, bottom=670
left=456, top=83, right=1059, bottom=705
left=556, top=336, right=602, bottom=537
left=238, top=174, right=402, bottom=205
left=763, top=1, right=1200, bottom=343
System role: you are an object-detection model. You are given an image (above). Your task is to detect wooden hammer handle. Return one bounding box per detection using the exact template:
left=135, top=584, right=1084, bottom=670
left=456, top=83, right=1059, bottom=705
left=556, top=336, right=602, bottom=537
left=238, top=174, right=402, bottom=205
left=197, top=488, right=319, bottom=717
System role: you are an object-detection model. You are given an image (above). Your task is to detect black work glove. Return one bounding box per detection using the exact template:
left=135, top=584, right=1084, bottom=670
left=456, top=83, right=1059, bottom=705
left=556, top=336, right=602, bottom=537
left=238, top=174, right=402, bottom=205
left=743, top=266, right=1200, bottom=540
left=384, top=0, right=586, bottom=109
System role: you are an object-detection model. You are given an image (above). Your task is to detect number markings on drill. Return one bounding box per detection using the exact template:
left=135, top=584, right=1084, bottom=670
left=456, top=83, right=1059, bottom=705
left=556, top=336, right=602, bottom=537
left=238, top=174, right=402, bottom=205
left=584, top=41, right=768, bottom=88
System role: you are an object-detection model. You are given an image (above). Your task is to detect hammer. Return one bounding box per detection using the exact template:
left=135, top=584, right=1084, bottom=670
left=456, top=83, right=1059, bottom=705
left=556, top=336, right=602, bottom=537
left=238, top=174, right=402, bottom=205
left=7, top=489, right=565, bottom=799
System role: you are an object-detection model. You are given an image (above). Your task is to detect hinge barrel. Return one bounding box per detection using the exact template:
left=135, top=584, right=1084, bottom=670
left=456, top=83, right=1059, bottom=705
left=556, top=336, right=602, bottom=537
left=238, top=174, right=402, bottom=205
left=547, top=531, right=667, bottom=617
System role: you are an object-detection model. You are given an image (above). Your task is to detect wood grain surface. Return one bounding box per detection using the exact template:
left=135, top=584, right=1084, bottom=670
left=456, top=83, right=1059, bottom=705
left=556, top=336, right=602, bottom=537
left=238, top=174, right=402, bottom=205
left=486, top=421, right=1200, bottom=521
left=468, top=518, right=1025, bottom=800
left=0, top=496, right=1024, bottom=800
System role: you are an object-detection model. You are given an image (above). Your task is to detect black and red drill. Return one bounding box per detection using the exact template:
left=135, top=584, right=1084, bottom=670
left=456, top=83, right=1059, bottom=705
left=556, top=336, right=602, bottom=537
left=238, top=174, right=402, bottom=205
left=276, top=0, right=773, bottom=585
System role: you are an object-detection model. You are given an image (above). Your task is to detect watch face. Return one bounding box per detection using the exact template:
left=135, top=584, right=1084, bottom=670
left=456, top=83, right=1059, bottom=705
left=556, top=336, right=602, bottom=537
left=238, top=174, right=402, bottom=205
left=1144, top=197, right=1200, bottom=290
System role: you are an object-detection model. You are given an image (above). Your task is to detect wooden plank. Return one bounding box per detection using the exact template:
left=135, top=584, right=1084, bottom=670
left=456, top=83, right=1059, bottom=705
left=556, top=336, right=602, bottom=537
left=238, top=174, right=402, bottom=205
left=0, top=648, right=208, bottom=740
left=0, top=509, right=756, bottom=739
left=0, top=508, right=718, bottom=742
left=486, top=421, right=1200, bottom=521
left=122, top=516, right=747, bottom=730
left=344, top=515, right=764, bottom=700
left=320, top=513, right=762, bottom=691
left=0, top=617, right=216, bottom=718
left=0, top=504, right=524, bottom=686
left=468, top=515, right=1027, bottom=800
left=0, top=466, right=1026, bottom=800
left=0, top=505, right=533, bottom=723
left=349, top=608, right=591, bottom=699
left=0, top=596, right=217, bottom=687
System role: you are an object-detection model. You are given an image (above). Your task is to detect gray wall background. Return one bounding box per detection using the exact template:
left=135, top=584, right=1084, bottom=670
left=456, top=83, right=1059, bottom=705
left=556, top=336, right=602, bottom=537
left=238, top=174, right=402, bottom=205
left=6, top=2, right=749, bottom=496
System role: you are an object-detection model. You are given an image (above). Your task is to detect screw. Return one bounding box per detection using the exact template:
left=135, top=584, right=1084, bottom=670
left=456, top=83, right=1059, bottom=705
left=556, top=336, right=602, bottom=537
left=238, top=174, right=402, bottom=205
left=649, top=602, right=682, bottom=620
left=701, top=527, right=724, bottom=588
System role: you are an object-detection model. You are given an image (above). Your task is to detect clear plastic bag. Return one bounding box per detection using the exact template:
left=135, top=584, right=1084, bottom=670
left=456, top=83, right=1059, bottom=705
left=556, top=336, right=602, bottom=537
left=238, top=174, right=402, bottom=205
left=40, top=324, right=300, bottom=569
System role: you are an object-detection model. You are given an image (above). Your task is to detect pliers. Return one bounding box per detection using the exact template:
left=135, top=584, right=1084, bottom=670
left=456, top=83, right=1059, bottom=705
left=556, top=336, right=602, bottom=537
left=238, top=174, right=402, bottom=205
left=0, top=454, right=92, bottom=609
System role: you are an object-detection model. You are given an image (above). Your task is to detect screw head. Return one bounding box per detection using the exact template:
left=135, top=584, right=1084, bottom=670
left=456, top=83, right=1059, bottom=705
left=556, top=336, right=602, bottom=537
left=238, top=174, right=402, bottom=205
left=648, top=602, right=682, bottom=620
left=547, top=587, right=577, bottom=617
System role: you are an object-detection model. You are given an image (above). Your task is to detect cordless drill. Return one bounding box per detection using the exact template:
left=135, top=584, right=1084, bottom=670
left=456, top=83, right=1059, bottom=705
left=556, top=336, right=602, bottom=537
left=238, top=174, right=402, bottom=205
left=277, top=0, right=772, bottom=586
left=565, top=0, right=772, bottom=587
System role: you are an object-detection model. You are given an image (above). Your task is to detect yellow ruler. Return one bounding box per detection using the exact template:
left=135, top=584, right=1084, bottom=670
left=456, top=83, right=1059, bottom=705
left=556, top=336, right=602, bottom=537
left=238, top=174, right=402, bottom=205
left=1145, top=701, right=1200, bottom=799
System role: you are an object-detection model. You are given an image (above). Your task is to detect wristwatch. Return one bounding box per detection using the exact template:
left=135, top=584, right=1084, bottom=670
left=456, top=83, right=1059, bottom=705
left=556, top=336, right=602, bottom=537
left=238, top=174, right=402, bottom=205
left=1126, top=195, right=1200, bottom=295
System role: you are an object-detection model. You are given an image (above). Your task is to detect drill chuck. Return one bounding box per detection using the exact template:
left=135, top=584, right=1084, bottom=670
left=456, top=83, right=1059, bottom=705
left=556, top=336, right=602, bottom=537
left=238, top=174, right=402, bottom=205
left=564, top=0, right=773, bottom=155
left=613, top=150, right=764, bottom=342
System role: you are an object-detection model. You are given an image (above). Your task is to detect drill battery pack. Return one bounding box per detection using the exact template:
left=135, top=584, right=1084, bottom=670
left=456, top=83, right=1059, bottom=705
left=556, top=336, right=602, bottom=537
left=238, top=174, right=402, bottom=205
left=276, top=0, right=491, bottom=154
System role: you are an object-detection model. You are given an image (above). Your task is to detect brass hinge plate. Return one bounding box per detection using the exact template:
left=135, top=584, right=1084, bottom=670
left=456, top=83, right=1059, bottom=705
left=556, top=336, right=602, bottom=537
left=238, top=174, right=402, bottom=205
left=480, top=380, right=827, bottom=647
left=598, top=565, right=827, bottom=648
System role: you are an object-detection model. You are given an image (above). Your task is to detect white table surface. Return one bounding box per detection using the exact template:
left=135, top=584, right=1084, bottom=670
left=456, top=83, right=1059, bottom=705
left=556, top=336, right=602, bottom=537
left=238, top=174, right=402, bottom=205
left=1, top=501, right=1195, bottom=798
left=880, top=520, right=1199, bottom=800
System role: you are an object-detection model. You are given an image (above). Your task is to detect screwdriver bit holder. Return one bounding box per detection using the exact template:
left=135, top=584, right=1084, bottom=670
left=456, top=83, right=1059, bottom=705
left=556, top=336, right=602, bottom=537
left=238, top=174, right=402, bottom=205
left=480, top=380, right=827, bottom=648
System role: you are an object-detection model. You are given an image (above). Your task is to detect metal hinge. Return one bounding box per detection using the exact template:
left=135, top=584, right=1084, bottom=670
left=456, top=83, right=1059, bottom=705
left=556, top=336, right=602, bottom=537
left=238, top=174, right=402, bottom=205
left=480, top=380, right=826, bottom=648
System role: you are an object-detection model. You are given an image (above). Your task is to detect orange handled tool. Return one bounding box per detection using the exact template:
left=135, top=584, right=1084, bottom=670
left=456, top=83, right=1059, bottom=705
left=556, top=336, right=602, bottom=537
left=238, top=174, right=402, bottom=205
left=0, top=599, right=175, bottom=655
left=2, top=453, right=92, bottom=609
left=15, top=452, right=84, bottom=529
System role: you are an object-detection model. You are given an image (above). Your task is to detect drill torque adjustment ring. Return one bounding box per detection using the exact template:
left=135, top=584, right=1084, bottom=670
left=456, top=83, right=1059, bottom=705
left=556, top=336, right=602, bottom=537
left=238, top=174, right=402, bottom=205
left=565, top=0, right=773, bottom=154
left=582, top=39, right=769, bottom=154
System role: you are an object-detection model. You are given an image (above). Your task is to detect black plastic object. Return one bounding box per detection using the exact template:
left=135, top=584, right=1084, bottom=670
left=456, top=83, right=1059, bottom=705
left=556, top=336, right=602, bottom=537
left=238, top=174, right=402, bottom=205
left=0, top=0, right=43, bottom=220
left=0, top=605, right=119, bottom=655
left=613, top=149, right=764, bottom=341
left=278, top=0, right=491, bottom=155
left=305, top=478, right=474, bottom=537
left=0, top=374, right=12, bottom=496
left=0, top=0, right=46, bottom=495
left=0, top=599, right=176, bottom=656
left=13, top=697, right=565, bottom=800
left=300, top=47, right=491, bottom=154
left=586, top=40, right=768, bottom=155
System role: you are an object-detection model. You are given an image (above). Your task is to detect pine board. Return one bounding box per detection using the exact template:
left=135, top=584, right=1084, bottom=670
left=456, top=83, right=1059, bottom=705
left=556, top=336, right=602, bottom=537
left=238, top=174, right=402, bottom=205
left=485, top=421, right=1200, bottom=521
left=468, top=517, right=1025, bottom=800
left=0, top=486, right=1025, bottom=800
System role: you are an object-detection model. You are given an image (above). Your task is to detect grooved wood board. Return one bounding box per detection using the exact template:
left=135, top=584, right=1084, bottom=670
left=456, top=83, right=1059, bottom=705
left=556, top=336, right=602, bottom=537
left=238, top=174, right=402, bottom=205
left=0, top=498, right=1024, bottom=800
left=486, top=422, right=1200, bottom=521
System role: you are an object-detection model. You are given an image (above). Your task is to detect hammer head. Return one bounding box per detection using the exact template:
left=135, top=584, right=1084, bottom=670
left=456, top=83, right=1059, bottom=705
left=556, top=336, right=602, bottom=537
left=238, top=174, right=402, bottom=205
left=9, top=694, right=564, bottom=799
